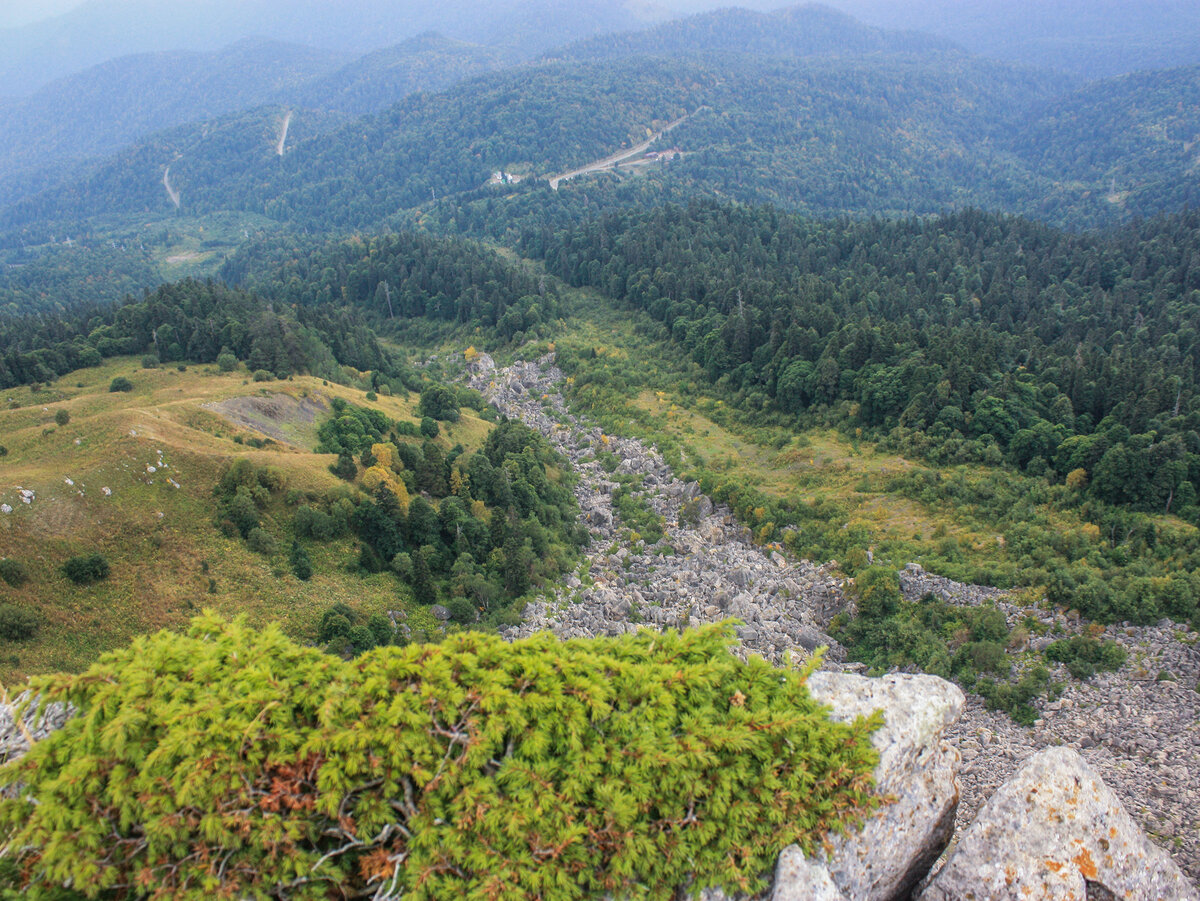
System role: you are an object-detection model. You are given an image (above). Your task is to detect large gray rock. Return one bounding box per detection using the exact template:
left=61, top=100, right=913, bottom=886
left=771, top=846, right=848, bottom=900
left=920, top=747, right=1198, bottom=901
left=0, top=694, right=70, bottom=766
left=771, top=673, right=964, bottom=901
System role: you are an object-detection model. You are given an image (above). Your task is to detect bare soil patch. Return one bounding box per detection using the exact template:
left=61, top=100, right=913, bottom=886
left=203, top=392, right=329, bottom=447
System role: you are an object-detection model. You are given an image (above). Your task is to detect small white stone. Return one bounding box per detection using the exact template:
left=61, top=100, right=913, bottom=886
left=101, top=487, right=111, bottom=497
left=0, top=504, right=11, bottom=514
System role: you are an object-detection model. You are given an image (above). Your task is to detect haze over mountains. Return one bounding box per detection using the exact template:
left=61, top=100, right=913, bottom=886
left=0, top=0, right=657, bottom=97
left=2, top=1, right=1197, bottom=256
left=1, top=0, right=1196, bottom=104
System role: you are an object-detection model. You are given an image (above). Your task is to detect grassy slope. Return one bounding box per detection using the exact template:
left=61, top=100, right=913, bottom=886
left=0, top=357, right=490, bottom=682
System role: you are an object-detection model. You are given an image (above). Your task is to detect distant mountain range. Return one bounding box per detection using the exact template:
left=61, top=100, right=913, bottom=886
left=0, top=40, right=346, bottom=181
left=813, top=0, right=1200, bottom=78
left=551, top=5, right=961, bottom=63
left=1, top=3, right=1197, bottom=250
left=0, top=3, right=963, bottom=189
left=0, top=31, right=517, bottom=186
left=0, top=0, right=658, bottom=98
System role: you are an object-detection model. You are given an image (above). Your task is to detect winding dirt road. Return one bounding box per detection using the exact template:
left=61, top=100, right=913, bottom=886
left=276, top=110, right=293, bottom=157
left=548, top=109, right=702, bottom=190
left=162, top=166, right=180, bottom=209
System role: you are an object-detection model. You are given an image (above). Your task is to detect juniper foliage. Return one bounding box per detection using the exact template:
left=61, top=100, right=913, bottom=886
left=0, top=615, right=880, bottom=901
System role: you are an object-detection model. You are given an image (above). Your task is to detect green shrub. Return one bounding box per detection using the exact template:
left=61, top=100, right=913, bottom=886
left=216, top=352, right=237, bottom=372
left=252, top=370, right=275, bottom=382
left=53, top=409, right=69, bottom=426
left=446, top=596, right=477, bottom=624
left=0, top=446, right=7, bottom=457
left=420, top=416, right=439, bottom=438
left=0, top=559, right=29, bottom=588
left=0, top=604, right=39, bottom=641
left=329, top=452, right=357, bottom=481
left=366, top=613, right=394, bottom=646
left=246, top=528, right=277, bottom=556
left=108, top=377, right=133, bottom=393
left=289, top=540, right=313, bottom=580
left=852, top=567, right=902, bottom=620
left=141, top=355, right=160, bottom=369
left=418, top=384, right=461, bottom=422
left=318, top=603, right=356, bottom=643
left=977, top=666, right=1052, bottom=726
left=61, top=554, right=110, bottom=585
left=1044, top=636, right=1128, bottom=680
left=0, top=616, right=880, bottom=900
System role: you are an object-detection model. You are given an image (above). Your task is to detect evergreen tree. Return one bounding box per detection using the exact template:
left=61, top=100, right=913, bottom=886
left=289, top=540, right=314, bottom=581
left=411, top=545, right=438, bottom=606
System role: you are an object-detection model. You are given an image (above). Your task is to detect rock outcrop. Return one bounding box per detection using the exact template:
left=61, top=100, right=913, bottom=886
left=0, top=695, right=70, bottom=766
left=797, top=673, right=963, bottom=900
left=921, top=747, right=1198, bottom=901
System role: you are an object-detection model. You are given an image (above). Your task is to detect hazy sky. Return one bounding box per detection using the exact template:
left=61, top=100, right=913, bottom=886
left=0, top=0, right=86, bottom=28
left=0, top=0, right=777, bottom=30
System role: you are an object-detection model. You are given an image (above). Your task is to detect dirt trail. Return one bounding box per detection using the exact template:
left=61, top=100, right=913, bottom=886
left=548, top=109, right=702, bottom=190
left=162, top=166, right=180, bottom=209
left=275, top=110, right=293, bottom=157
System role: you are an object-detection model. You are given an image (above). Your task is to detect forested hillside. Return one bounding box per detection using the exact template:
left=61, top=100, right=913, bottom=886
left=0, top=40, right=345, bottom=181
left=3, top=0, right=1200, bottom=269
left=222, top=230, right=559, bottom=337
left=528, top=203, right=1200, bottom=520
left=1011, top=66, right=1200, bottom=219
left=0, top=277, right=403, bottom=389
left=0, top=227, right=561, bottom=387
left=552, top=4, right=960, bottom=62
left=0, top=54, right=1069, bottom=232
left=282, top=32, right=505, bottom=116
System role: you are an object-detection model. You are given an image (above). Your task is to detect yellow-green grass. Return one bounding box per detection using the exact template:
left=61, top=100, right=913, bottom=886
left=551, top=284, right=1200, bottom=577
left=628, top=376, right=1200, bottom=580
left=0, top=358, right=484, bottom=682
left=631, top=390, right=1000, bottom=554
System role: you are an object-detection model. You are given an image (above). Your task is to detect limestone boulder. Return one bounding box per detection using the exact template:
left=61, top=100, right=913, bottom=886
left=771, top=846, right=848, bottom=900
left=772, top=672, right=964, bottom=901
left=0, top=695, right=70, bottom=766
left=919, top=747, right=1198, bottom=901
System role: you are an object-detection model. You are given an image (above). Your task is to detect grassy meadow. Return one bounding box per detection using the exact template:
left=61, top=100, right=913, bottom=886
left=0, top=357, right=489, bottom=681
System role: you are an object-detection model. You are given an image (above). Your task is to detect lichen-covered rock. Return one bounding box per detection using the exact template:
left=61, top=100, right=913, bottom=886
left=0, top=695, right=70, bottom=766
left=920, top=747, right=1198, bottom=901
left=771, top=846, right=848, bottom=900
left=772, top=672, right=963, bottom=901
